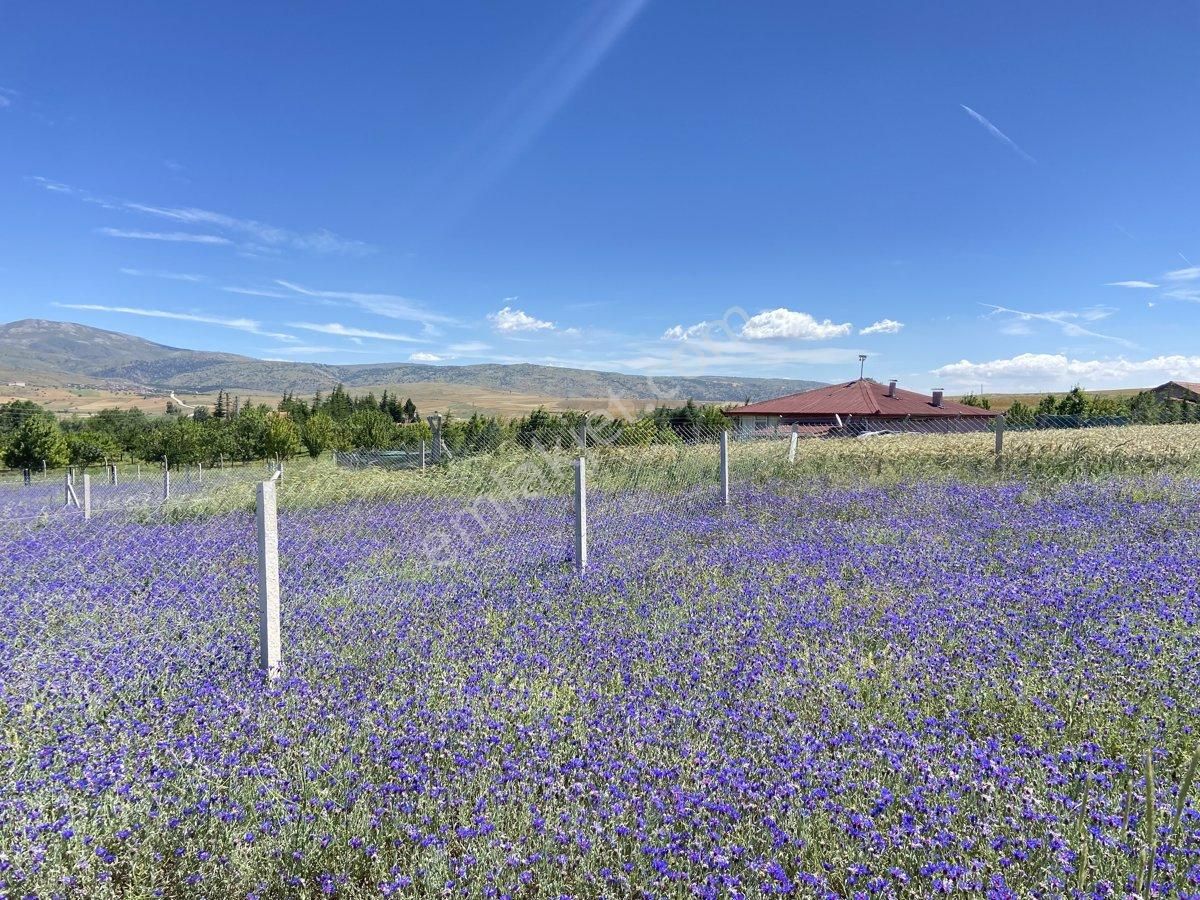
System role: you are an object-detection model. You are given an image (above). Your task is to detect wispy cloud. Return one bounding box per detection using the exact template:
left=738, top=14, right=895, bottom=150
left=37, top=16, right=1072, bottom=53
left=1165, top=266, right=1200, bottom=282
left=410, top=351, right=450, bottom=363
left=1163, top=288, right=1200, bottom=303
left=53, top=302, right=295, bottom=341
left=259, top=345, right=372, bottom=355
left=959, top=104, right=1036, bottom=164
left=222, top=286, right=291, bottom=299
left=124, top=203, right=373, bottom=256
left=288, top=321, right=428, bottom=343
left=448, top=341, right=491, bottom=353
left=0, top=88, right=17, bottom=109
left=276, top=280, right=453, bottom=328
left=982, top=303, right=1130, bottom=346
left=1106, top=280, right=1158, bottom=289
left=120, top=267, right=206, bottom=282
left=859, top=319, right=904, bottom=335
left=98, top=227, right=231, bottom=245
left=488, top=306, right=555, bottom=333
left=32, top=176, right=372, bottom=256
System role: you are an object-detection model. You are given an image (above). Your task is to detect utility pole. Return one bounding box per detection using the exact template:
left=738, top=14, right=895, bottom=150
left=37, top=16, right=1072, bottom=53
left=858, top=354, right=867, bottom=381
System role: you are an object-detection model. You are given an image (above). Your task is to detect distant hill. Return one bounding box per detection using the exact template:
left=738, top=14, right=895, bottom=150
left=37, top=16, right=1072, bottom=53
left=0, top=319, right=825, bottom=407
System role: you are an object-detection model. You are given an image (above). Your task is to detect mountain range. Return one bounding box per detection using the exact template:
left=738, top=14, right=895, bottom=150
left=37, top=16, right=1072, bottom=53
left=0, top=319, right=824, bottom=409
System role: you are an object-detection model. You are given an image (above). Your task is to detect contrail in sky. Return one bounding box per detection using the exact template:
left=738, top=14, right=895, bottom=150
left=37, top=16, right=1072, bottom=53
left=960, top=104, right=1036, bottom=164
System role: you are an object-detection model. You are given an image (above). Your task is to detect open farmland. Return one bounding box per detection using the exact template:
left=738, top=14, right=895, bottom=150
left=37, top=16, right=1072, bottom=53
left=4, top=427, right=1200, bottom=897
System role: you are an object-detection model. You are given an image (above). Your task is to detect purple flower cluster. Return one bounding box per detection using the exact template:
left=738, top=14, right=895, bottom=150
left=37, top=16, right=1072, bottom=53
left=2, top=478, right=1200, bottom=897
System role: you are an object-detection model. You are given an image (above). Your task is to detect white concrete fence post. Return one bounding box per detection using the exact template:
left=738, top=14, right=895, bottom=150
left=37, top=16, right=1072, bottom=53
left=788, top=424, right=799, bottom=464
left=63, top=473, right=74, bottom=507
left=82, top=473, right=91, bottom=521
left=574, top=454, right=588, bottom=571
left=163, top=467, right=171, bottom=501
left=994, top=413, right=1005, bottom=463
left=420, top=439, right=426, bottom=470
left=720, top=430, right=730, bottom=506
left=257, top=474, right=282, bottom=680
left=427, top=414, right=443, bottom=464
left=109, top=464, right=117, bottom=485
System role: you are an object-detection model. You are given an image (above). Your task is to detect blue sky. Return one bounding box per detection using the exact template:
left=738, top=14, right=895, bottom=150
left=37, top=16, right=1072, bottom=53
left=2, top=1, right=1199, bottom=392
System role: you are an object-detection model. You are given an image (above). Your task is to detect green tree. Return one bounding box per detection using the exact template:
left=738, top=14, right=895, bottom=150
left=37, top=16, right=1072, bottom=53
left=262, top=414, right=302, bottom=459
left=1055, top=386, right=1088, bottom=417
left=300, top=412, right=338, bottom=459
left=344, top=408, right=395, bottom=449
left=617, top=417, right=658, bottom=446
left=959, top=393, right=991, bottom=410
left=4, top=415, right=69, bottom=469
left=66, top=431, right=122, bottom=468
left=1004, top=400, right=1035, bottom=427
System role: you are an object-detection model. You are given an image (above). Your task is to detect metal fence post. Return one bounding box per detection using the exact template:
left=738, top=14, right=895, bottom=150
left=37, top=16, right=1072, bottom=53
left=197, top=461, right=203, bottom=484
left=420, top=439, right=426, bottom=470
left=82, top=473, right=91, bottom=521
left=995, top=413, right=1005, bottom=466
left=163, top=468, right=170, bottom=501
left=720, top=430, right=730, bottom=506
left=63, top=473, right=72, bottom=507
left=574, top=454, right=588, bottom=571
left=788, top=424, right=799, bottom=464
left=109, top=464, right=117, bottom=485
left=256, top=476, right=282, bottom=680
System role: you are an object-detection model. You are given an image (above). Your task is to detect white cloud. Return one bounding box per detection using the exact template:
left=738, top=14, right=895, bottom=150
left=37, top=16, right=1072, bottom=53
left=0, top=88, right=16, bottom=108
left=859, top=319, right=904, bottom=335
left=959, top=104, right=1036, bottom=164
left=54, top=302, right=295, bottom=341
left=740, top=308, right=853, bottom=340
left=275, top=280, right=453, bottom=328
left=409, top=351, right=448, bottom=362
left=120, top=267, right=205, bottom=282
left=1165, top=266, right=1200, bottom=282
left=489, top=306, right=555, bottom=332
left=662, top=322, right=716, bottom=341
left=97, top=227, right=231, bottom=245
left=288, top=321, right=427, bottom=343
left=933, top=352, right=1200, bottom=390
left=1106, top=280, right=1158, bottom=288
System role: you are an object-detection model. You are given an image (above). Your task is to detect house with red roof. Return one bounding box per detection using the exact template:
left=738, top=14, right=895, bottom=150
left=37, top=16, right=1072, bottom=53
left=723, top=378, right=998, bottom=436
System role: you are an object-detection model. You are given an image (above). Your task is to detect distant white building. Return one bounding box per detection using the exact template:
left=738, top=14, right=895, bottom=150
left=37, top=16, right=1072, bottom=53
left=6, top=382, right=26, bottom=387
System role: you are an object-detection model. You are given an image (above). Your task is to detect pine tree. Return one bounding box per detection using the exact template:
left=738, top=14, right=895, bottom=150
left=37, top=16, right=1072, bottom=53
left=403, top=398, right=417, bottom=423
left=214, top=391, right=227, bottom=419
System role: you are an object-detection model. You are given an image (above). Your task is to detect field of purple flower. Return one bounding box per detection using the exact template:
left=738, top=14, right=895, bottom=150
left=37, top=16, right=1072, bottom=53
left=3, top=478, right=1200, bottom=898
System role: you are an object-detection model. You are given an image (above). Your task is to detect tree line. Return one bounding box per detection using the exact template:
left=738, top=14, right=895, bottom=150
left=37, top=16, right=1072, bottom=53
left=0, top=387, right=733, bottom=471
left=960, top=386, right=1199, bottom=426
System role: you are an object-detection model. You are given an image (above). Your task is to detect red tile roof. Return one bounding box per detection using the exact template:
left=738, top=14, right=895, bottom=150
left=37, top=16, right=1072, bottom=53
left=723, top=379, right=997, bottom=418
